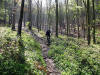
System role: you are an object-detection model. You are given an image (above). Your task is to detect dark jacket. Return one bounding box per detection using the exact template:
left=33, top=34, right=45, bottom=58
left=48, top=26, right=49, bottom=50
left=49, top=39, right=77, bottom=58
left=46, top=30, right=51, bottom=37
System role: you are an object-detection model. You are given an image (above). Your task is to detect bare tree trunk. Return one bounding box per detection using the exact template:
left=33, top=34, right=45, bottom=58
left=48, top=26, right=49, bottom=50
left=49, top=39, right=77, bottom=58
left=12, top=0, right=16, bottom=30
left=28, top=0, right=32, bottom=30
left=23, top=12, right=26, bottom=27
left=17, top=0, right=25, bottom=36
left=76, top=0, right=80, bottom=39
left=8, top=3, right=12, bottom=26
left=92, top=0, right=96, bottom=44
left=65, top=0, right=69, bottom=35
left=87, top=0, right=91, bottom=45
left=4, top=1, right=7, bottom=25
left=55, top=0, right=58, bottom=37
left=37, top=0, right=39, bottom=32
left=39, top=1, right=42, bottom=31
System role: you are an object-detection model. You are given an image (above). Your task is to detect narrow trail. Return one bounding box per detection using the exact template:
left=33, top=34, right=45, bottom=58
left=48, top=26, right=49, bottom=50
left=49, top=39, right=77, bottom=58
left=25, top=29, right=61, bottom=75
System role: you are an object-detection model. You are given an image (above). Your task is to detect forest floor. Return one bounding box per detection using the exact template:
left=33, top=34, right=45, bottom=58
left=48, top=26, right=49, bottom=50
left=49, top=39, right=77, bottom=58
left=24, top=27, right=61, bottom=75
left=30, top=27, right=100, bottom=75
left=0, top=27, right=47, bottom=75
left=0, top=26, right=100, bottom=75
left=49, top=35, right=100, bottom=75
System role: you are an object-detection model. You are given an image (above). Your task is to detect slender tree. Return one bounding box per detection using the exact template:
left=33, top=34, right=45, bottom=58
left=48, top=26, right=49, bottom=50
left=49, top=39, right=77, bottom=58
left=23, top=10, right=26, bottom=27
left=4, top=0, right=7, bottom=25
left=17, top=0, right=25, bottom=36
left=59, top=2, right=64, bottom=34
left=92, top=0, right=96, bottom=44
left=28, top=0, right=32, bottom=30
left=39, top=1, right=42, bottom=30
left=76, top=0, right=80, bottom=39
left=87, top=0, right=91, bottom=45
left=55, top=0, right=59, bottom=37
left=8, top=2, right=12, bottom=25
left=12, top=0, right=17, bottom=30
left=65, top=0, right=69, bottom=35
left=37, top=0, right=39, bottom=32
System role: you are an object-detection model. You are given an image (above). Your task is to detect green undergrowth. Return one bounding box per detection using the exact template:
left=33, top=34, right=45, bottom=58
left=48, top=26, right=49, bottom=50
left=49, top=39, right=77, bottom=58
left=48, top=35, right=100, bottom=75
left=0, top=27, right=46, bottom=75
left=32, top=27, right=46, bottom=38
left=96, top=30, right=100, bottom=44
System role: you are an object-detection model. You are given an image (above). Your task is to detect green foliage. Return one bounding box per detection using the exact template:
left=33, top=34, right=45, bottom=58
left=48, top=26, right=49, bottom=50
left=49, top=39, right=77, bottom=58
left=26, top=22, right=30, bottom=27
left=96, top=30, right=100, bottom=44
left=0, top=27, right=46, bottom=75
left=48, top=35, right=100, bottom=75
left=32, top=28, right=46, bottom=38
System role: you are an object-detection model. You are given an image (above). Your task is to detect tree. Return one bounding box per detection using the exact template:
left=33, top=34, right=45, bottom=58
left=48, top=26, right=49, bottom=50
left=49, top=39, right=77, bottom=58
left=92, top=0, right=96, bottom=44
left=28, top=0, right=32, bottom=30
left=76, top=0, right=80, bottom=39
left=87, top=0, right=91, bottom=45
left=36, top=0, right=39, bottom=32
left=46, top=0, right=52, bottom=30
left=4, top=0, right=7, bottom=25
left=17, top=0, right=25, bottom=36
left=12, top=0, right=17, bottom=30
left=65, top=0, right=69, bottom=35
left=39, top=1, right=42, bottom=31
left=8, top=1, right=12, bottom=26
left=59, top=2, right=64, bottom=34
left=55, top=0, right=59, bottom=37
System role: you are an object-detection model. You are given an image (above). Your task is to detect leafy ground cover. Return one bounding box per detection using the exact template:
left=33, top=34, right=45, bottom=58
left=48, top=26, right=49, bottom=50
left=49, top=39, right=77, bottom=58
left=31, top=27, right=100, bottom=75
left=32, top=27, right=46, bottom=38
left=96, top=29, right=100, bottom=44
left=0, top=27, right=46, bottom=75
left=48, top=35, right=100, bottom=75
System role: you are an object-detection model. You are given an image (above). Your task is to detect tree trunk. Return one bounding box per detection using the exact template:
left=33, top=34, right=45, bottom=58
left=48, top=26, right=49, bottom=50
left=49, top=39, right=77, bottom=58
left=23, top=12, right=26, bottom=27
left=76, top=0, right=80, bottom=39
left=39, top=1, right=42, bottom=31
left=4, top=1, right=7, bottom=25
left=8, top=3, right=12, bottom=26
left=87, top=0, right=91, bottom=45
left=92, top=0, right=96, bottom=44
left=37, top=0, right=39, bottom=32
left=12, top=0, right=16, bottom=30
left=55, top=0, right=58, bottom=37
left=28, top=0, right=32, bottom=30
left=65, top=0, right=69, bottom=35
left=17, top=0, right=25, bottom=36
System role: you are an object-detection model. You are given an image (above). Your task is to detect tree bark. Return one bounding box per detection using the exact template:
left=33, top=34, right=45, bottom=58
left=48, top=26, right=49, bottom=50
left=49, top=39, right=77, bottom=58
left=65, top=0, right=69, bottom=35
left=17, top=0, right=25, bottom=36
left=55, top=0, right=58, bottom=37
left=87, top=0, right=91, bottom=45
left=37, top=0, right=39, bottom=32
left=76, top=0, right=80, bottom=39
left=28, top=0, right=32, bottom=30
left=92, top=0, right=96, bottom=44
left=4, top=1, right=7, bottom=25
left=12, top=0, right=16, bottom=30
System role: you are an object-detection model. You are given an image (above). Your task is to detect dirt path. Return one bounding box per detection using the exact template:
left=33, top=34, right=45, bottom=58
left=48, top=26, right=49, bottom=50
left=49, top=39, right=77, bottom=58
left=25, top=29, right=61, bottom=75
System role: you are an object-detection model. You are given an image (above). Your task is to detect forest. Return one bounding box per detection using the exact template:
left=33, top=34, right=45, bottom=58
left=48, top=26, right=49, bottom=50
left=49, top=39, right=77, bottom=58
left=0, top=0, right=100, bottom=75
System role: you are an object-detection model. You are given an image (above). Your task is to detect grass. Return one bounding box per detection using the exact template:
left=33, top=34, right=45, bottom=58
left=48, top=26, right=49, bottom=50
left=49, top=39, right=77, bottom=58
left=0, top=27, right=46, bottom=75
left=48, top=35, right=100, bottom=75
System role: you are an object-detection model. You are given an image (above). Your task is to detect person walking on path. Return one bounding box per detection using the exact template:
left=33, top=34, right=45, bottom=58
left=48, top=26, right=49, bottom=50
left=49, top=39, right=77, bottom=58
left=46, top=30, right=51, bottom=46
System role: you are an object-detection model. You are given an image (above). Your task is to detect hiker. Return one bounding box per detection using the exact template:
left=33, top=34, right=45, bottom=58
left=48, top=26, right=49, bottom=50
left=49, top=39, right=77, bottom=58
left=46, top=30, right=51, bottom=45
